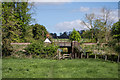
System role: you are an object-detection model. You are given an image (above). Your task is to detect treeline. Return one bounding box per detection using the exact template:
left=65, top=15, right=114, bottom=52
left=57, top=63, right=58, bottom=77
left=50, top=30, right=85, bottom=39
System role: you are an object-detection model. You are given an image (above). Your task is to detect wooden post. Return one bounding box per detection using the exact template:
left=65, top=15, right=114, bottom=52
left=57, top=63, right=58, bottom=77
left=81, top=53, right=83, bottom=58
left=75, top=53, right=77, bottom=58
left=78, top=53, right=80, bottom=58
left=95, top=54, right=96, bottom=59
left=72, top=41, right=74, bottom=58
left=105, top=55, right=107, bottom=61
left=87, top=53, right=89, bottom=58
left=118, top=54, right=120, bottom=62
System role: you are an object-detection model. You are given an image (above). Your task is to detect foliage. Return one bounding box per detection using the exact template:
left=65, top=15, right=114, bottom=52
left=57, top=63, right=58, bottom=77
left=32, top=24, right=48, bottom=40
left=3, top=58, right=118, bottom=78
left=93, top=19, right=106, bottom=43
left=2, top=39, right=13, bottom=57
left=81, top=38, right=96, bottom=43
left=44, top=44, right=59, bottom=57
left=82, top=8, right=113, bottom=43
left=74, top=46, right=81, bottom=53
left=69, top=28, right=81, bottom=42
left=24, top=25, right=36, bottom=42
left=108, top=39, right=117, bottom=47
left=2, top=2, right=32, bottom=42
left=111, top=20, right=120, bottom=42
left=114, top=45, right=120, bottom=54
left=25, top=41, right=44, bottom=55
left=81, top=30, right=92, bottom=39
left=2, top=2, right=33, bottom=56
left=25, top=41, right=58, bottom=58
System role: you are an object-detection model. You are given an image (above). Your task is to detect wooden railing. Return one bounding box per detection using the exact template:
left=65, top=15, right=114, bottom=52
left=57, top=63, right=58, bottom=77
left=63, top=53, right=72, bottom=59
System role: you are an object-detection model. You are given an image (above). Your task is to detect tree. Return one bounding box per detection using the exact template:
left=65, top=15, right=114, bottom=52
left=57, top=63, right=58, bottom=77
left=15, top=2, right=32, bottom=41
left=81, top=13, right=95, bottom=39
left=81, top=30, right=92, bottom=39
left=69, top=28, right=81, bottom=42
left=32, top=24, right=48, bottom=41
left=24, top=25, right=35, bottom=42
left=111, top=20, right=120, bottom=62
left=100, top=8, right=113, bottom=43
left=81, top=8, right=113, bottom=43
left=59, top=32, right=69, bottom=39
left=2, top=2, right=33, bottom=56
left=111, top=20, right=120, bottom=42
left=2, top=2, right=33, bottom=42
left=93, top=19, right=105, bottom=43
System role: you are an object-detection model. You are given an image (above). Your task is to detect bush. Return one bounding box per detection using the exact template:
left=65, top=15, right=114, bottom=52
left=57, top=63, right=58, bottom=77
left=44, top=44, right=59, bottom=58
left=25, top=41, right=58, bottom=58
left=108, top=39, right=117, bottom=47
left=2, top=39, right=13, bottom=57
left=25, top=41, right=44, bottom=55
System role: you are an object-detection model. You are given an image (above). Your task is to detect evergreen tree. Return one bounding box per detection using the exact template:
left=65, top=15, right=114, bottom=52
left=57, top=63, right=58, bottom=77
left=69, top=28, right=81, bottom=42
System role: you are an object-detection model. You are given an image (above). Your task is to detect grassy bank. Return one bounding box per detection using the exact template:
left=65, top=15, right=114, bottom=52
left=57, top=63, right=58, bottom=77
left=2, top=58, right=118, bottom=78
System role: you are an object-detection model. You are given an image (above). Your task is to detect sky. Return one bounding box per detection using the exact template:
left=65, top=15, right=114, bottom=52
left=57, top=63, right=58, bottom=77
left=30, top=2, right=119, bottom=35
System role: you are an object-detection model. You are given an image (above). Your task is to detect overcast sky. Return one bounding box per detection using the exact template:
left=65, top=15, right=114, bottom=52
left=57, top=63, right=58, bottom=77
left=30, top=2, right=119, bottom=35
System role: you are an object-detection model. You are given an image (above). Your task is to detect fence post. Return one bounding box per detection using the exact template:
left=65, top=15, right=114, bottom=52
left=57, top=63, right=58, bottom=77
left=75, top=53, right=77, bottom=58
left=118, top=54, right=119, bottom=62
left=105, top=55, right=107, bottom=61
left=87, top=53, right=89, bottom=58
left=95, top=54, right=96, bottom=59
left=81, top=53, right=83, bottom=58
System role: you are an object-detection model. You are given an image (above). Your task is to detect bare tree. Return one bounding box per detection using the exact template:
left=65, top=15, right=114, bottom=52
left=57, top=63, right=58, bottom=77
left=81, top=13, right=95, bottom=39
left=100, top=8, right=113, bottom=43
left=81, top=7, right=113, bottom=43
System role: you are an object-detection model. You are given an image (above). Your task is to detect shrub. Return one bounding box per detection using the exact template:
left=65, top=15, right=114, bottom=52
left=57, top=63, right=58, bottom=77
left=44, top=44, right=59, bottom=58
left=25, top=41, right=44, bottom=55
left=25, top=41, right=58, bottom=58
left=2, top=39, right=13, bottom=57
left=74, top=46, right=81, bottom=54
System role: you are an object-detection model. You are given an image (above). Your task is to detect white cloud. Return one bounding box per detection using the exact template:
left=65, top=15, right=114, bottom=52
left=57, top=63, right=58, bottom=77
left=80, top=6, right=89, bottom=12
left=53, top=8, right=118, bottom=33
left=54, top=19, right=90, bottom=33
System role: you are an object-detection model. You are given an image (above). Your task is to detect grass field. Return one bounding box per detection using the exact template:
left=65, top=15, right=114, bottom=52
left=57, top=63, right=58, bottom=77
left=2, top=58, right=118, bottom=78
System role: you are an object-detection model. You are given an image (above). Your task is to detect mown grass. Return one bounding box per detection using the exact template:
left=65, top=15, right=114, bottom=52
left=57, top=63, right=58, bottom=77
left=2, top=58, right=118, bottom=78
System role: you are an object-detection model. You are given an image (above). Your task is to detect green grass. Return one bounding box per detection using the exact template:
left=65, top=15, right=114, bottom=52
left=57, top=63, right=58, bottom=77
left=0, top=59, right=2, bottom=80
left=2, top=58, right=118, bottom=78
